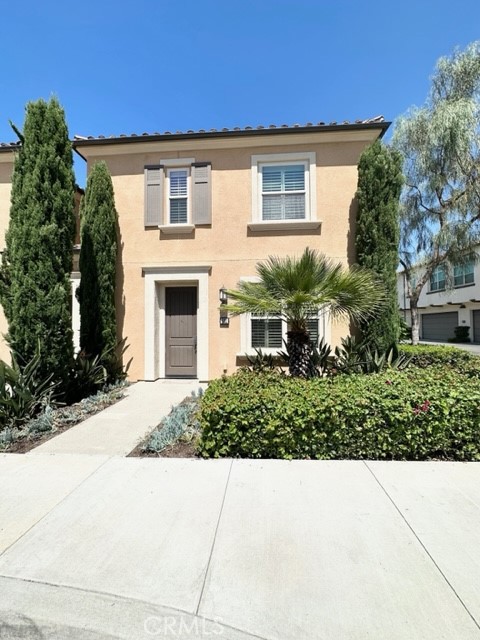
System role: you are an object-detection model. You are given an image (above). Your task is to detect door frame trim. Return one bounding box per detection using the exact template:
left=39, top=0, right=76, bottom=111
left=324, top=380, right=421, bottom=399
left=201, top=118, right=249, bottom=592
left=143, top=266, right=210, bottom=380
left=164, top=285, right=197, bottom=378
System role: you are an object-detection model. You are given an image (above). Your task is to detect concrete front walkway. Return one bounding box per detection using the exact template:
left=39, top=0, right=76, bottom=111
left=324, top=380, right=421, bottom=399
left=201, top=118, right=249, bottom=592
left=1, top=456, right=479, bottom=639
left=31, top=380, right=204, bottom=456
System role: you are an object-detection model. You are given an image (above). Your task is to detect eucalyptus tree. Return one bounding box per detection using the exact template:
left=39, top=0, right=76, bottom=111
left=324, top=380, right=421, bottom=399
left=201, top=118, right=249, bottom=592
left=392, top=42, right=480, bottom=344
left=0, top=98, right=75, bottom=387
left=226, top=248, right=384, bottom=378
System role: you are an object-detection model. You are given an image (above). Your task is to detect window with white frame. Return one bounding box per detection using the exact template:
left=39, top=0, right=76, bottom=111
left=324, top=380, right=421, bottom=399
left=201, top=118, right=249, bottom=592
left=246, top=313, right=323, bottom=353
left=454, top=260, right=474, bottom=286
left=167, top=168, right=189, bottom=224
left=429, top=265, right=446, bottom=292
left=251, top=152, right=317, bottom=225
left=251, top=315, right=283, bottom=349
left=261, top=164, right=306, bottom=220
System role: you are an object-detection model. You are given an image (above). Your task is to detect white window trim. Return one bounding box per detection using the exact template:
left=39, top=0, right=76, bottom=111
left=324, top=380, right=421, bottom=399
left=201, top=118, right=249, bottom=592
left=453, top=261, right=475, bottom=287
left=249, top=151, right=319, bottom=231
left=143, top=265, right=210, bottom=381
left=429, top=265, right=446, bottom=293
left=159, top=157, right=195, bottom=234
left=237, top=277, right=330, bottom=355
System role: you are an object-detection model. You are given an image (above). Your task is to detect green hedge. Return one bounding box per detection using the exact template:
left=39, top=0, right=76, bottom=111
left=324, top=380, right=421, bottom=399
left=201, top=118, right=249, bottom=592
left=198, top=368, right=480, bottom=460
left=398, top=344, right=480, bottom=371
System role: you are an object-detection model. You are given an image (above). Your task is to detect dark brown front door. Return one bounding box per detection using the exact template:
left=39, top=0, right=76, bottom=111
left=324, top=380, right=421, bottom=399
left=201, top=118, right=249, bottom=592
left=165, top=287, right=197, bottom=377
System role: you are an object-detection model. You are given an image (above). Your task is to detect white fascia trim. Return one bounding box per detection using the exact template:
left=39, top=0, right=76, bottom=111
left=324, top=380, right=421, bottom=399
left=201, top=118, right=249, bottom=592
left=251, top=151, right=317, bottom=224
left=144, top=266, right=210, bottom=381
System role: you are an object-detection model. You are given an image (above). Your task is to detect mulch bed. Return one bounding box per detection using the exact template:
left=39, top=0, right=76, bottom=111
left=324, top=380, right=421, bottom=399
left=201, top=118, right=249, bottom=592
left=128, top=439, right=198, bottom=458
left=1, top=387, right=126, bottom=454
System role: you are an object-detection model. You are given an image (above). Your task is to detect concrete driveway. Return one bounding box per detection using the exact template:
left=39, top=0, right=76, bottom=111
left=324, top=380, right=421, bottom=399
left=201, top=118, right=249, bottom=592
left=1, top=454, right=479, bottom=639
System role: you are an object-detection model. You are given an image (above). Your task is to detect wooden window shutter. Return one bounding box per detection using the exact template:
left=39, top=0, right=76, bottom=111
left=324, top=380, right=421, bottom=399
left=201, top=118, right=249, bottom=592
left=191, top=162, right=212, bottom=225
left=144, top=165, right=164, bottom=227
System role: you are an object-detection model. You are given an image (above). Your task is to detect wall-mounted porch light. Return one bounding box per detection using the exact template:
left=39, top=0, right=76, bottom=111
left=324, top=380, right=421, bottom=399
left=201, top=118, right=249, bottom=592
left=219, top=286, right=229, bottom=327
left=219, top=287, right=228, bottom=304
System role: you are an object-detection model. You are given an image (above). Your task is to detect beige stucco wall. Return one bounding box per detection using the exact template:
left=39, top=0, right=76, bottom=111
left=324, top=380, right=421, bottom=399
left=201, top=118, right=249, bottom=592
left=0, top=156, right=14, bottom=363
left=81, top=130, right=381, bottom=380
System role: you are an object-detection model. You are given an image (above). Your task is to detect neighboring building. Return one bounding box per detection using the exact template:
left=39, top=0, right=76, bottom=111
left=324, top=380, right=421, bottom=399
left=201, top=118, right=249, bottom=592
left=73, top=117, right=389, bottom=381
left=397, top=256, right=480, bottom=342
left=0, top=143, right=82, bottom=361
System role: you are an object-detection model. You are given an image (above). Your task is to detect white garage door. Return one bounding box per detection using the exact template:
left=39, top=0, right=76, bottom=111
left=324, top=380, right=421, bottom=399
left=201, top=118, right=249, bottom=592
left=421, top=312, right=458, bottom=342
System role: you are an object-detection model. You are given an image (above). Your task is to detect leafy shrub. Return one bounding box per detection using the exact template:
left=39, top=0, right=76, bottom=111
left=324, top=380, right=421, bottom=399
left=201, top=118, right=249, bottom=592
left=143, top=391, right=202, bottom=453
left=448, top=325, right=471, bottom=343
left=398, top=344, right=479, bottom=370
left=198, top=368, right=480, bottom=460
left=0, top=350, right=57, bottom=432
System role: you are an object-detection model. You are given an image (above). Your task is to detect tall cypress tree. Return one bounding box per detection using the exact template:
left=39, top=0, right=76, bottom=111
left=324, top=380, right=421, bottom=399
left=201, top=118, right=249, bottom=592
left=355, top=140, right=403, bottom=351
left=78, top=161, right=118, bottom=372
left=0, top=98, right=75, bottom=385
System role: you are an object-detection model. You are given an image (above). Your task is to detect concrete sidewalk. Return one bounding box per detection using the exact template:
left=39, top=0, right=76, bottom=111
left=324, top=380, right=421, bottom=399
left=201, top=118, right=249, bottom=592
left=31, top=380, right=204, bottom=456
left=1, top=456, right=479, bottom=639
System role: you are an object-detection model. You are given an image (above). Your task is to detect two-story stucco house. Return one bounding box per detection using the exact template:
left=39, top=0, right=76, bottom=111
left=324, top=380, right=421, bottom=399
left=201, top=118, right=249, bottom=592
left=398, top=257, right=480, bottom=342
left=73, top=117, right=389, bottom=381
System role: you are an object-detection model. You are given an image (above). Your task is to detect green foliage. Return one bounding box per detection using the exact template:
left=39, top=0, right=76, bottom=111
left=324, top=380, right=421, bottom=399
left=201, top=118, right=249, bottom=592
left=398, top=344, right=479, bottom=370
left=355, top=141, right=403, bottom=350
left=1, top=383, right=126, bottom=450
left=279, top=337, right=332, bottom=377
left=448, top=325, right=471, bottom=343
left=78, top=161, right=119, bottom=378
left=243, top=348, right=279, bottom=373
left=226, top=248, right=385, bottom=377
left=143, top=391, right=202, bottom=453
left=0, top=349, right=57, bottom=432
left=198, top=368, right=480, bottom=460
left=66, top=339, right=131, bottom=404
left=0, top=98, right=76, bottom=389
left=399, top=317, right=412, bottom=340
left=333, top=337, right=411, bottom=374
left=392, top=42, right=480, bottom=343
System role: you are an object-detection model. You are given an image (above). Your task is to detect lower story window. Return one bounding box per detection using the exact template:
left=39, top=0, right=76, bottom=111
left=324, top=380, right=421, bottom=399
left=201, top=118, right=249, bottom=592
left=249, top=315, right=321, bottom=351
left=251, top=315, right=283, bottom=349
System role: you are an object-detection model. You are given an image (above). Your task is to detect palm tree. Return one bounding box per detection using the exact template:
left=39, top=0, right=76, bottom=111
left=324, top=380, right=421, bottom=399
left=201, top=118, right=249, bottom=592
left=226, top=248, right=385, bottom=378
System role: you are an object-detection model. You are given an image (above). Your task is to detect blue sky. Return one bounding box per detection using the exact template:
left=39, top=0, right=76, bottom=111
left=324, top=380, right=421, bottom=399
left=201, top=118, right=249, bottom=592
left=1, top=0, right=479, bottom=185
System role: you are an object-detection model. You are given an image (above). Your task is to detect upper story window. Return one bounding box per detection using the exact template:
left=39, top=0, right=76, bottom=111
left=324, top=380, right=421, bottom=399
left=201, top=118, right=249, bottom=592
left=250, top=152, right=319, bottom=231
left=429, top=265, right=446, bottom=292
left=261, top=164, right=306, bottom=221
left=167, top=168, right=189, bottom=224
left=454, top=260, right=474, bottom=287
left=144, top=158, right=212, bottom=232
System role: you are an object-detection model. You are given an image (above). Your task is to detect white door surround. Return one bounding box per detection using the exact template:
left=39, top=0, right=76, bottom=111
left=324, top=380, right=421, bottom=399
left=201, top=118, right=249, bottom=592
left=143, top=266, right=210, bottom=381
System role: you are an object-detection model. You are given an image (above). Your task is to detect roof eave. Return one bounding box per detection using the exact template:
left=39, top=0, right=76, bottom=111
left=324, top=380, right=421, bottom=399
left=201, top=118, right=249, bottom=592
left=72, top=121, right=391, bottom=151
